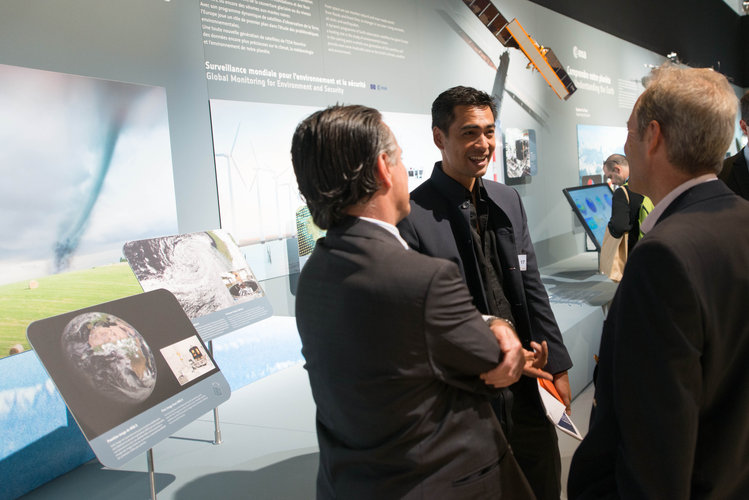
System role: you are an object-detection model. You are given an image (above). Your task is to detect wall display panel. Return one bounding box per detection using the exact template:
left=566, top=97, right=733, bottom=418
left=576, top=124, right=628, bottom=186
left=209, top=99, right=439, bottom=279
left=504, top=128, right=537, bottom=184
left=200, top=0, right=430, bottom=110
left=0, top=63, right=178, bottom=359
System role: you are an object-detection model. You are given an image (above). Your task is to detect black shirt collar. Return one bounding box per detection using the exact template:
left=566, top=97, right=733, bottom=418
left=430, top=161, right=486, bottom=205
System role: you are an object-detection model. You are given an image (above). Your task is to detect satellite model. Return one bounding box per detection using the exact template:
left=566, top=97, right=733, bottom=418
left=461, top=0, right=577, bottom=100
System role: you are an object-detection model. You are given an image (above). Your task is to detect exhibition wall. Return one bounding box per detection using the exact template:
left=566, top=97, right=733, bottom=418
left=0, top=1, right=746, bottom=498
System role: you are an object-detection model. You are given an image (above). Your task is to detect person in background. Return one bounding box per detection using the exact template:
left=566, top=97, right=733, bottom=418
left=602, top=153, right=653, bottom=253
left=568, top=64, right=749, bottom=498
left=718, top=89, right=749, bottom=199
left=292, top=104, right=547, bottom=499
left=398, top=86, right=572, bottom=500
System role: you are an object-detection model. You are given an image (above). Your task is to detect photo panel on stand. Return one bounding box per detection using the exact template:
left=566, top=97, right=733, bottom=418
left=27, top=289, right=231, bottom=468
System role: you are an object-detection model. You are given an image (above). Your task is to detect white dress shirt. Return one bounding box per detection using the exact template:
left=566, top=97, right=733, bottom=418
left=359, top=217, right=410, bottom=250
left=641, top=174, right=718, bottom=234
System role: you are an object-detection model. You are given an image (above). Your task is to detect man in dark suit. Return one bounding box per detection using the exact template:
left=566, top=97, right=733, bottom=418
left=568, top=65, right=749, bottom=498
left=397, top=86, right=572, bottom=500
left=291, top=104, right=546, bottom=499
left=718, top=90, right=749, bottom=199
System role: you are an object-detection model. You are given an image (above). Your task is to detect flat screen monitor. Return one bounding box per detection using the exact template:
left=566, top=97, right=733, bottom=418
left=562, top=183, right=614, bottom=251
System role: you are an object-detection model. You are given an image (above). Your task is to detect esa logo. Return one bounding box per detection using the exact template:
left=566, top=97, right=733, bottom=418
left=573, top=46, right=588, bottom=59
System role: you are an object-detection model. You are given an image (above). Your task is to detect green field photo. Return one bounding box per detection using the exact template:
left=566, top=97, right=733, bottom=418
left=0, top=262, right=143, bottom=359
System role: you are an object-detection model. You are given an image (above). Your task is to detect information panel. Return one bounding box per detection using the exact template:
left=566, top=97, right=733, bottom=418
left=27, top=289, right=231, bottom=468
left=123, top=230, right=273, bottom=341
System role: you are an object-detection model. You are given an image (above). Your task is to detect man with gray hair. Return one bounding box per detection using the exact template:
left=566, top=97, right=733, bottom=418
left=718, top=90, right=749, bottom=199
left=568, top=64, right=749, bottom=498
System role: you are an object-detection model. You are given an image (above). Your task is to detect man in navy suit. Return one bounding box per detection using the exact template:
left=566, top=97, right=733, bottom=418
left=292, top=104, right=546, bottom=499
left=568, top=65, right=749, bottom=498
left=398, top=86, right=572, bottom=500
left=719, top=90, right=749, bottom=199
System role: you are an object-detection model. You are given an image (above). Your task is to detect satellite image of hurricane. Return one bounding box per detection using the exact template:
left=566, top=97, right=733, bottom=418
left=61, top=312, right=157, bottom=403
left=123, top=230, right=263, bottom=318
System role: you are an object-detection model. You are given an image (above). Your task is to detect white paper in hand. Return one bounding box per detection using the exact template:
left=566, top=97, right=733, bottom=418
left=538, top=380, right=583, bottom=440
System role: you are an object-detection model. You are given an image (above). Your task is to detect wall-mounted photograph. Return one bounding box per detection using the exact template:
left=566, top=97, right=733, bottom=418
left=0, top=64, right=178, bottom=359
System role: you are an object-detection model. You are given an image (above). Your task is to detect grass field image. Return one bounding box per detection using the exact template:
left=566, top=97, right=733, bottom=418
left=0, top=262, right=142, bottom=359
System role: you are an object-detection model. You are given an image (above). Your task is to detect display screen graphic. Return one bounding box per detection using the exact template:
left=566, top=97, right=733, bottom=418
left=562, top=183, right=614, bottom=250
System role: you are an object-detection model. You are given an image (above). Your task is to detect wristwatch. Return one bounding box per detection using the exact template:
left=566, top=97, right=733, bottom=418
left=483, top=315, right=515, bottom=331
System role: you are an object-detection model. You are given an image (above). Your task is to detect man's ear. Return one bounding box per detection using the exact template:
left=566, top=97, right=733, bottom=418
left=376, top=153, right=393, bottom=189
left=644, top=120, right=663, bottom=156
left=433, top=126, right=445, bottom=150
left=740, top=119, right=748, bottom=137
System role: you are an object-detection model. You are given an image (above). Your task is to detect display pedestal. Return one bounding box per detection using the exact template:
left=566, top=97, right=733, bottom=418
left=147, top=449, right=157, bottom=500
left=208, top=340, right=222, bottom=445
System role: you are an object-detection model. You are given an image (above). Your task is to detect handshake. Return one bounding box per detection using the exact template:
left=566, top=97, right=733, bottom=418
left=479, top=316, right=571, bottom=415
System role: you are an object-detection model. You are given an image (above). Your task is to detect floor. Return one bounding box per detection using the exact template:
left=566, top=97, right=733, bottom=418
left=559, top=382, right=594, bottom=500
left=21, top=364, right=595, bottom=499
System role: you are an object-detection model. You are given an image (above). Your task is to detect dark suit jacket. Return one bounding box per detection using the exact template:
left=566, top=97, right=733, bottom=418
left=719, top=147, right=749, bottom=200
left=397, top=164, right=572, bottom=379
left=296, top=216, right=533, bottom=499
left=568, top=180, right=749, bottom=499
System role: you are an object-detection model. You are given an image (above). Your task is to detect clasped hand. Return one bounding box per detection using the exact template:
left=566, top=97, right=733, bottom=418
left=479, top=321, right=552, bottom=388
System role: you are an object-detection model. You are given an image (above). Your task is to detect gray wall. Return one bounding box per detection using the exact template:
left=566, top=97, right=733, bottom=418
left=0, top=0, right=741, bottom=272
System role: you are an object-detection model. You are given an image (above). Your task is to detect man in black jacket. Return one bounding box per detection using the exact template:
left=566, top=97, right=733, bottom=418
left=398, top=86, right=572, bottom=500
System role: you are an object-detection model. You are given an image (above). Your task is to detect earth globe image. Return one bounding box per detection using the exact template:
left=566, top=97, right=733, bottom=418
left=61, top=312, right=157, bottom=404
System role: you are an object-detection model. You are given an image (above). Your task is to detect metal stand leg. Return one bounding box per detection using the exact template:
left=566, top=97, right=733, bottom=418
left=213, top=406, right=222, bottom=444
left=208, top=340, right=222, bottom=445
left=147, top=448, right=157, bottom=500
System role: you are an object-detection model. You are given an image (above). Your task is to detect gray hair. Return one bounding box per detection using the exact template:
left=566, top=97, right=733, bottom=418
left=635, top=64, right=737, bottom=175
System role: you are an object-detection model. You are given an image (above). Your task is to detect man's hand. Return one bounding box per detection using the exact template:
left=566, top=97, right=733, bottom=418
left=480, top=319, right=525, bottom=388
left=553, top=370, right=572, bottom=415
left=523, top=340, right=553, bottom=381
